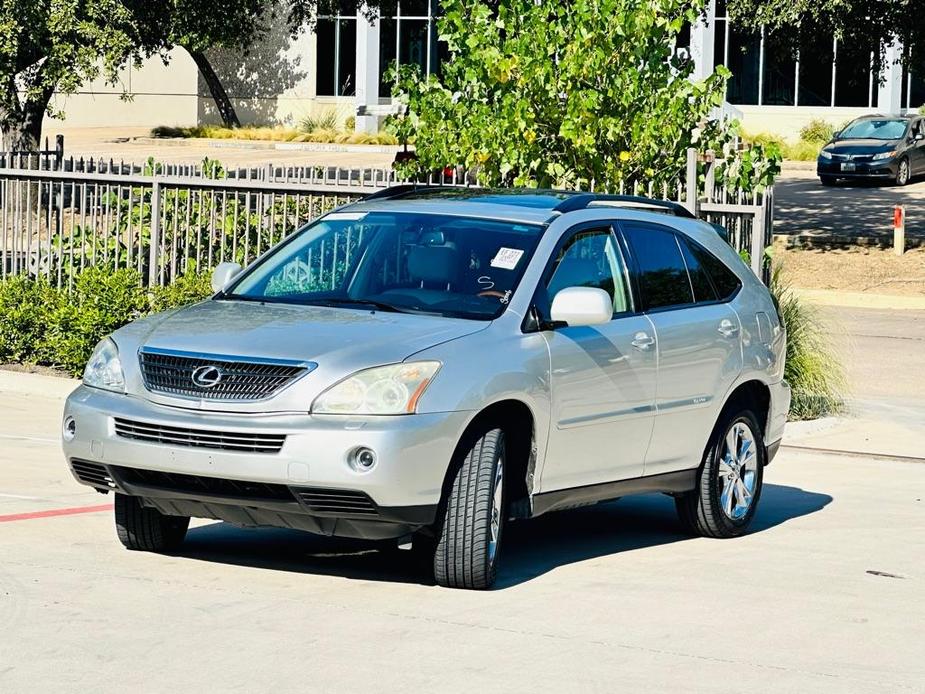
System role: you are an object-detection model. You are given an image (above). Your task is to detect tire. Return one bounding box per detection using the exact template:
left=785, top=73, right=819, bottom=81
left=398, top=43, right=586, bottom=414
left=895, top=158, right=910, bottom=186
left=115, top=493, right=190, bottom=552
left=433, top=428, right=506, bottom=589
left=675, top=408, right=765, bottom=539
left=820, top=175, right=837, bottom=186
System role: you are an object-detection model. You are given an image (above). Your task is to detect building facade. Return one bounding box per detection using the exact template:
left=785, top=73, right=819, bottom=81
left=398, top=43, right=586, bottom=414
left=46, top=1, right=924, bottom=139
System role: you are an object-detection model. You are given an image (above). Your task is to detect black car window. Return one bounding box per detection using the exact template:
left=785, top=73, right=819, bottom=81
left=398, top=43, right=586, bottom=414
left=622, top=223, right=694, bottom=310
left=678, top=237, right=718, bottom=303
left=689, top=242, right=742, bottom=300
left=546, top=228, right=631, bottom=315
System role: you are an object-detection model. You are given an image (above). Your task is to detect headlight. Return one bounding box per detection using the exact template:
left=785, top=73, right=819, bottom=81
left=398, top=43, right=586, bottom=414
left=873, top=150, right=896, bottom=160
left=818, top=150, right=833, bottom=160
left=83, top=338, right=125, bottom=393
left=313, top=362, right=441, bottom=415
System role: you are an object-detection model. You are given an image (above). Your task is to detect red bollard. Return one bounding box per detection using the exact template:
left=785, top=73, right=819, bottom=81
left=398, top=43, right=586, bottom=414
left=893, top=205, right=905, bottom=256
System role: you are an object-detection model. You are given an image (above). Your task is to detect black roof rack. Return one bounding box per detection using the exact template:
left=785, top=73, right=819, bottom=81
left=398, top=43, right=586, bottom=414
left=362, top=184, right=448, bottom=201
left=552, top=194, right=695, bottom=218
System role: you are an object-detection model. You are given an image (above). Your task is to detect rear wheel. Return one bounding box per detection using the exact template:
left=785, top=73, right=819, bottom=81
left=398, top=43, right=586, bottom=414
left=433, top=428, right=506, bottom=589
left=115, top=494, right=189, bottom=552
left=895, top=158, right=910, bottom=186
left=820, top=175, right=837, bottom=186
left=676, top=409, right=765, bottom=538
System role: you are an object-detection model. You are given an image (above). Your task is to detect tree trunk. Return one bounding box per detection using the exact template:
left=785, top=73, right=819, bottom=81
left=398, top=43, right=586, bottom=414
left=187, top=48, right=241, bottom=128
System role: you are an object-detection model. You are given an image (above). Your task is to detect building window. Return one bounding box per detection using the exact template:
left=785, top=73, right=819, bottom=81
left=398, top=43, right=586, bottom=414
left=714, top=4, right=879, bottom=107
left=379, top=0, right=442, bottom=97
left=316, top=3, right=358, bottom=97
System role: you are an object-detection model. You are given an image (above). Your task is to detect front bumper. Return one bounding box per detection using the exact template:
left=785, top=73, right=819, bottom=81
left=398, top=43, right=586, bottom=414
left=817, top=159, right=897, bottom=179
left=62, top=386, right=471, bottom=539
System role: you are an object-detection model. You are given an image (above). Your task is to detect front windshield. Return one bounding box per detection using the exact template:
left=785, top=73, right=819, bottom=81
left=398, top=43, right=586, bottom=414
left=226, top=211, right=543, bottom=320
left=839, top=119, right=908, bottom=141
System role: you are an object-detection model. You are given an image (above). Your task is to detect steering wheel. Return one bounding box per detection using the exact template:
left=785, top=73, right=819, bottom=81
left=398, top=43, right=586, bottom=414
left=477, top=290, right=507, bottom=299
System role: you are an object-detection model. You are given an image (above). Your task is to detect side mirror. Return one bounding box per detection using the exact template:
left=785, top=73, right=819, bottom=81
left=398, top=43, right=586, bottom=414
left=211, top=262, right=243, bottom=293
left=550, top=287, right=613, bottom=327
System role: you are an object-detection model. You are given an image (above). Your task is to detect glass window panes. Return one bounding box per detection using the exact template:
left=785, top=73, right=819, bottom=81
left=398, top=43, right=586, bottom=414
left=798, top=36, right=834, bottom=106
left=695, top=245, right=741, bottom=300
left=546, top=230, right=631, bottom=315
left=834, top=44, right=872, bottom=107
left=622, top=224, right=694, bottom=311
left=678, top=238, right=718, bottom=303
left=762, top=31, right=795, bottom=105
left=726, top=28, right=760, bottom=105
left=315, top=15, right=357, bottom=96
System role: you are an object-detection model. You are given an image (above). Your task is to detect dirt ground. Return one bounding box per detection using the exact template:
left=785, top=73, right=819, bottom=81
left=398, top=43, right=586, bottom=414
left=775, top=245, right=925, bottom=296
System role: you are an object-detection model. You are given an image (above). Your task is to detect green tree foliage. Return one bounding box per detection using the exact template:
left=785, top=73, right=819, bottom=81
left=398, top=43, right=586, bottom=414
left=389, top=0, right=747, bottom=190
left=0, top=0, right=166, bottom=151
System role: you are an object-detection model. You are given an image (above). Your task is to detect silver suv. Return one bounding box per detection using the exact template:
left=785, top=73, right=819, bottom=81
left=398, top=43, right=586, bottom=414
left=62, top=188, right=789, bottom=590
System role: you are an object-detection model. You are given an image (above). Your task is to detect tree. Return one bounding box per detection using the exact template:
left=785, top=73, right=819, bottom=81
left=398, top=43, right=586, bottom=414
left=0, top=1, right=167, bottom=152
left=389, top=0, right=738, bottom=190
left=725, top=0, right=925, bottom=79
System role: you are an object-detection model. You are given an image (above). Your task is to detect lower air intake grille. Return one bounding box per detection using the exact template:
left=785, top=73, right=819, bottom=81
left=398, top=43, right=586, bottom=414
left=113, top=417, right=285, bottom=454
left=112, top=467, right=296, bottom=501
left=71, top=460, right=116, bottom=489
left=296, top=489, right=379, bottom=517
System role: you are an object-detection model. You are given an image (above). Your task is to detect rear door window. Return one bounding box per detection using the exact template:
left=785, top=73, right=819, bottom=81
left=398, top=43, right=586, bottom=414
left=621, top=223, right=694, bottom=311
left=678, top=237, right=718, bottom=303
left=688, top=242, right=742, bottom=300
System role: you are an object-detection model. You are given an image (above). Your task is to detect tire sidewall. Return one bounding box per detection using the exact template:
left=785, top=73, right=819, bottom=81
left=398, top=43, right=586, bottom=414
left=705, top=410, right=766, bottom=534
left=896, top=158, right=910, bottom=186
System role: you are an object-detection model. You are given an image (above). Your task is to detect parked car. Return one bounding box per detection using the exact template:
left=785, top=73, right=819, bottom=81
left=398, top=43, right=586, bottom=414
left=62, top=188, right=790, bottom=590
left=817, top=114, right=925, bottom=186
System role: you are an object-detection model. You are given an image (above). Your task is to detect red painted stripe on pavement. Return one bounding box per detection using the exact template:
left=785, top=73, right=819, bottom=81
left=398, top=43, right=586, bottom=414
left=0, top=503, right=114, bottom=523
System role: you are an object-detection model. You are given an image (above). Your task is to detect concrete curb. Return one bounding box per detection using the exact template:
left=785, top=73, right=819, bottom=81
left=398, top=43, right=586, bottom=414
left=0, top=369, right=78, bottom=400
left=793, top=288, right=925, bottom=310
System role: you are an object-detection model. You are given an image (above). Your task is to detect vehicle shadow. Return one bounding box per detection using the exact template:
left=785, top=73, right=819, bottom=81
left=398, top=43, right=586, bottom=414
left=176, top=483, right=832, bottom=589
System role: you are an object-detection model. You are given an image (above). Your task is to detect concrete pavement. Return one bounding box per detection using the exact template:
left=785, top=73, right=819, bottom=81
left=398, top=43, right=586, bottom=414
left=1, top=365, right=923, bottom=692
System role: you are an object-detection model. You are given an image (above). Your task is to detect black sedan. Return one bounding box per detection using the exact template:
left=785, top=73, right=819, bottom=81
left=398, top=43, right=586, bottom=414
left=817, top=114, right=925, bottom=186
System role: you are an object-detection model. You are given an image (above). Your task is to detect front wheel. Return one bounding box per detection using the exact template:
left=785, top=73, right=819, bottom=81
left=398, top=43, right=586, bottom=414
left=115, top=494, right=189, bottom=552
left=433, top=428, right=506, bottom=589
left=895, top=158, right=910, bottom=186
left=675, top=409, right=765, bottom=538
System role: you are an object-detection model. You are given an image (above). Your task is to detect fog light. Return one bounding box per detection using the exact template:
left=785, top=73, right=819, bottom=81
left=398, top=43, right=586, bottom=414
left=63, top=416, right=77, bottom=442
left=348, top=446, right=377, bottom=472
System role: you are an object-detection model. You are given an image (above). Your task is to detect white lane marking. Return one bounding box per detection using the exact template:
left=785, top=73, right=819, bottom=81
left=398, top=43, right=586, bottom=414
left=0, top=433, right=58, bottom=444
left=0, top=492, right=44, bottom=500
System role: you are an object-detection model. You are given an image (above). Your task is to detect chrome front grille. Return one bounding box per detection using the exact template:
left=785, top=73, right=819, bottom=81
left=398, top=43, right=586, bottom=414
left=113, top=417, right=286, bottom=454
left=138, top=347, right=313, bottom=401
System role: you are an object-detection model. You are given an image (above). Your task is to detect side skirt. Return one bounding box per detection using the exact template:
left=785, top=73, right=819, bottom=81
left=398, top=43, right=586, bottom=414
left=530, top=469, right=697, bottom=517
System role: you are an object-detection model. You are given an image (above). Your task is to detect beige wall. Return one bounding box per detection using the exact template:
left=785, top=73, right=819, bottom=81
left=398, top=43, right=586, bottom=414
left=737, top=106, right=883, bottom=140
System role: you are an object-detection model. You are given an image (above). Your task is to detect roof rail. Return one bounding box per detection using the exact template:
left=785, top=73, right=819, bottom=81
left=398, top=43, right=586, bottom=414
left=362, top=184, right=447, bottom=201
left=552, top=194, right=695, bottom=218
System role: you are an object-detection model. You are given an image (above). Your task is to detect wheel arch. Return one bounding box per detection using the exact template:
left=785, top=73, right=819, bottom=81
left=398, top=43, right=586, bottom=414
left=437, top=399, right=538, bottom=526
left=719, top=379, right=772, bottom=440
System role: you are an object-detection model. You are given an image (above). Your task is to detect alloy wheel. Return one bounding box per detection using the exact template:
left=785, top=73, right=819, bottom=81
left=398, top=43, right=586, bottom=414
left=898, top=160, right=910, bottom=185
left=718, top=421, right=758, bottom=521
left=487, top=454, right=504, bottom=565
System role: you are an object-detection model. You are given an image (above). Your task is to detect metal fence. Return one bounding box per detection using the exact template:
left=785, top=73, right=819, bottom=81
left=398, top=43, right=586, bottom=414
left=0, top=147, right=773, bottom=289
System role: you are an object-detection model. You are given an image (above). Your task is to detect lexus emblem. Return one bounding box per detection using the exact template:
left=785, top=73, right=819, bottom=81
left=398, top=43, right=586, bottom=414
left=191, top=365, right=224, bottom=389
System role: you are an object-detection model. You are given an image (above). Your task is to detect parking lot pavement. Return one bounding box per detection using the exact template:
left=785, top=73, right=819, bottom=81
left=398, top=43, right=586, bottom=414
left=775, top=168, right=925, bottom=245
left=1, top=379, right=923, bottom=693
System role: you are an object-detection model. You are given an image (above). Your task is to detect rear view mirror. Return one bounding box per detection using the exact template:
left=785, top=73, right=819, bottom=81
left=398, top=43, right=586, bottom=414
left=550, top=287, right=612, bottom=327
left=211, top=262, right=243, bottom=293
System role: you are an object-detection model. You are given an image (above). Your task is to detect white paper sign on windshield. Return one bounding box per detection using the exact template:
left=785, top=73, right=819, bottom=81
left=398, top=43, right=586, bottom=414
left=490, top=247, right=524, bottom=270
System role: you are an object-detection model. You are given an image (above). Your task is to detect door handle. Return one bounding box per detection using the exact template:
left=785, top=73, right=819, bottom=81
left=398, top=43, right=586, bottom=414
left=718, top=319, right=739, bottom=338
left=631, top=332, right=655, bottom=350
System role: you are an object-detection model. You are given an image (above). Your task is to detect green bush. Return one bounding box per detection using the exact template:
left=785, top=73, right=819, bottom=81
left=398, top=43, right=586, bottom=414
left=149, top=268, right=214, bottom=313
left=43, top=268, right=149, bottom=374
left=799, top=118, right=835, bottom=143
left=769, top=266, right=846, bottom=420
left=299, top=109, right=340, bottom=132
left=782, top=140, right=821, bottom=161
left=0, top=275, right=61, bottom=363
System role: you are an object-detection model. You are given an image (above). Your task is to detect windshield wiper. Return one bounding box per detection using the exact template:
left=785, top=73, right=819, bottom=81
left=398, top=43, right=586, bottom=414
left=311, top=297, right=407, bottom=313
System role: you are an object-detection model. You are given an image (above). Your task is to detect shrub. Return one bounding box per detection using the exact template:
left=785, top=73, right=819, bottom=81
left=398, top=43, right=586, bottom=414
left=799, top=118, right=835, bottom=143
left=769, top=265, right=846, bottom=420
left=0, top=275, right=60, bottom=363
left=299, top=109, right=340, bottom=132
left=782, top=140, right=821, bottom=161
left=149, top=268, right=214, bottom=313
left=44, top=268, right=148, bottom=375
left=344, top=115, right=356, bottom=131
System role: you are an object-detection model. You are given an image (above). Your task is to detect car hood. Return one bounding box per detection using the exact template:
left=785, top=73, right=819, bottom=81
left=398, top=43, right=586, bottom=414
left=825, top=139, right=900, bottom=155
left=115, top=299, right=489, bottom=412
